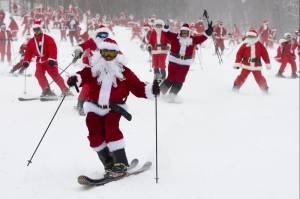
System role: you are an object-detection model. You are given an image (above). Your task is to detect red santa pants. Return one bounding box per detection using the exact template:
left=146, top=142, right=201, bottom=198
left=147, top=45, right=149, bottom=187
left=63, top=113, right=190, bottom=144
left=152, top=54, right=167, bottom=69
left=78, top=84, right=90, bottom=101
left=0, top=42, right=11, bottom=62
left=35, top=62, right=68, bottom=92
left=279, top=56, right=297, bottom=74
left=166, top=61, right=190, bottom=83
left=234, top=69, right=268, bottom=89
left=86, top=112, right=124, bottom=148
left=216, top=39, right=225, bottom=51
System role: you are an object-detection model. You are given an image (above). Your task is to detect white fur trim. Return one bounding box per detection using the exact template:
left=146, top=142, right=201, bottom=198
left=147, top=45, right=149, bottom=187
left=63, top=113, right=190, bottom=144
left=250, top=44, right=255, bottom=67
left=99, top=42, right=120, bottom=51
left=246, top=31, right=257, bottom=37
left=107, top=139, right=125, bottom=152
left=76, top=74, right=82, bottom=86
left=83, top=101, right=110, bottom=116
left=98, top=77, right=113, bottom=106
left=47, top=58, right=57, bottom=61
left=151, top=49, right=168, bottom=54
left=145, top=82, right=155, bottom=99
left=168, top=55, right=193, bottom=66
left=180, top=27, right=190, bottom=31
left=32, top=24, right=41, bottom=29
left=233, top=62, right=241, bottom=68
left=74, top=46, right=83, bottom=52
left=242, top=65, right=262, bottom=71
left=92, top=142, right=107, bottom=152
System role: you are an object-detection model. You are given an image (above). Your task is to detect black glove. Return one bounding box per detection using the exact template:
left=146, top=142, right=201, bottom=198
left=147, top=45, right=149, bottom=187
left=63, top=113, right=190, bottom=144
left=67, top=75, right=78, bottom=87
left=164, top=24, right=169, bottom=30
left=47, top=59, right=56, bottom=66
left=205, top=21, right=213, bottom=36
left=74, top=48, right=83, bottom=59
left=152, top=79, right=160, bottom=96
left=147, top=46, right=152, bottom=53
left=22, top=61, right=29, bottom=68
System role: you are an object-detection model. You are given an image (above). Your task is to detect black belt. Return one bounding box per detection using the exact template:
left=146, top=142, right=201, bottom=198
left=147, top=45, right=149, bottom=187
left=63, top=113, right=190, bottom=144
left=87, top=100, right=131, bottom=121
left=244, top=57, right=260, bottom=63
left=170, top=52, right=192, bottom=60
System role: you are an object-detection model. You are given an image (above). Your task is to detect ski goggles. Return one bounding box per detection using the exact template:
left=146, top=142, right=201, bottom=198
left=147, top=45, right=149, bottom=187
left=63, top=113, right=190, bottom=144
left=180, top=30, right=189, bottom=37
left=100, top=49, right=118, bottom=59
left=155, top=24, right=163, bottom=28
left=96, top=31, right=109, bottom=39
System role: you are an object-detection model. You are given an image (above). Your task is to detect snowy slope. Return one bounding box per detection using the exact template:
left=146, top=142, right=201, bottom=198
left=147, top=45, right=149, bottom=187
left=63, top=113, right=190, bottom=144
left=0, top=22, right=299, bottom=199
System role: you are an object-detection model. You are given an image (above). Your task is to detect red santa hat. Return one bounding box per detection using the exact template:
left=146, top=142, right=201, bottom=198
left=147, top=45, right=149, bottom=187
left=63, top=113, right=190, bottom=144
left=180, top=23, right=190, bottom=31
left=246, top=27, right=258, bottom=37
left=99, top=38, right=119, bottom=51
left=96, top=25, right=110, bottom=33
left=32, top=19, right=42, bottom=29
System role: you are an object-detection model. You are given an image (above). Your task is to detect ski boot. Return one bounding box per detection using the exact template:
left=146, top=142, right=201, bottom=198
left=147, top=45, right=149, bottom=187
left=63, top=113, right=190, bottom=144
left=291, top=73, right=299, bottom=79
left=40, top=87, right=56, bottom=97
left=276, top=71, right=285, bottom=78
left=104, top=148, right=129, bottom=178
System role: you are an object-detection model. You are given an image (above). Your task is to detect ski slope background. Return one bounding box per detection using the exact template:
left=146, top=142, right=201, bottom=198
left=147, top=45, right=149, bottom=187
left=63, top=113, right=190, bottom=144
left=0, top=15, right=299, bottom=199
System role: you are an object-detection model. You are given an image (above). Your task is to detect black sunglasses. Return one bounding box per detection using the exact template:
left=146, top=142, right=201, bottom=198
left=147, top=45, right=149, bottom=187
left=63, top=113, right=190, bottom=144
left=96, top=32, right=109, bottom=39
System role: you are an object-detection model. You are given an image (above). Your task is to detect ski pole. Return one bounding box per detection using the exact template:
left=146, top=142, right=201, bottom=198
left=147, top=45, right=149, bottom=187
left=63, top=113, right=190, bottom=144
left=155, top=96, right=159, bottom=183
left=24, top=69, right=27, bottom=94
left=48, top=58, right=76, bottom=86
left=26, top=94, right=67, bottom=166
left=203, top=9, right=223, bottom=65
left=196, top=46, right=203, bottom=70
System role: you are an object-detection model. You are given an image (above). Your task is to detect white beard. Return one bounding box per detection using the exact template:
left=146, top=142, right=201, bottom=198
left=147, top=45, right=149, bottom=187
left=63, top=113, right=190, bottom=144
left=244, top=38, right=257, bottom=46
left=178, top=36, right=193, bottom=56
left=90, top=53, right=126, bottom=88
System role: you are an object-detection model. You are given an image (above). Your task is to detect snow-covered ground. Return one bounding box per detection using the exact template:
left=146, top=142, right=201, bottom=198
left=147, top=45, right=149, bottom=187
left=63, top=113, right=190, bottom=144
left=0, top=19, right=299, bottom=199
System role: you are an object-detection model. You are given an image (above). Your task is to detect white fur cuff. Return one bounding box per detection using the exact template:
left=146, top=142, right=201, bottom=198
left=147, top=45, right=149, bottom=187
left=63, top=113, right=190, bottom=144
left=107, top=139, right=125, bottom=152
left=145, top=82, right=155, bottom=99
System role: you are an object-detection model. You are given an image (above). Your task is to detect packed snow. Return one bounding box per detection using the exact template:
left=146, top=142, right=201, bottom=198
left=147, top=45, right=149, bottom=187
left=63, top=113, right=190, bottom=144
left=0, top=17, right=299, bottom=199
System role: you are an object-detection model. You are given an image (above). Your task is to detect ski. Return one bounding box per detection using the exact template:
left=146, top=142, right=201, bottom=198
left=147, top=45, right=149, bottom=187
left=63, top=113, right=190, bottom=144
left=78, top=160, right=152, bottom=186
left=18, top=96, right=59, bottom=102
left=18, top=97, right=40, bottom=101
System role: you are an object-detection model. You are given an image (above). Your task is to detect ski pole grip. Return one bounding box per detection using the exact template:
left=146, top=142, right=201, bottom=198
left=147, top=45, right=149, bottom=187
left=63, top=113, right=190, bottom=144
left=75, top=84, right=79, bottom=93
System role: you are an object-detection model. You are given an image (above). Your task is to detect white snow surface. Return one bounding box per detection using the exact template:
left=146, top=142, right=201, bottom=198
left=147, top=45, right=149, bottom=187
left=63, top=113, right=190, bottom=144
left=0, top=21, right=299, bottom=199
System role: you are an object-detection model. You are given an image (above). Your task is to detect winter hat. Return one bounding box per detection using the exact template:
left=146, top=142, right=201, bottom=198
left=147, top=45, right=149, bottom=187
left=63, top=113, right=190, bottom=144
left=99, top=38, right=120, bottom=51
left=246, top=27, right=258, bottom=37
left=95, top=25, right=110, bottom=34
left=154, top=19, right=164, bottom=26
left=283, top=32, right=292, bottom=40
left=180, top=23, right=190, bottom=31
left=32, top=19, right=42, bottom=29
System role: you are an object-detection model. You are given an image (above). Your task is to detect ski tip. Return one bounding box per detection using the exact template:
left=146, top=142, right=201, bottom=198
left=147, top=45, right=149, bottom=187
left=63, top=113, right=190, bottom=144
left=78, top=175, right=90, bottom=185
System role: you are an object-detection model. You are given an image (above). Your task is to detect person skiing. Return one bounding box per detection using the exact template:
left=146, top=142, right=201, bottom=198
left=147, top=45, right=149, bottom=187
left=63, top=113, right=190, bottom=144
left=159, top=22, right=213, bottom=102
left=147, top=19, right=169, bottom=81
left=232, top=28, right=271, bottom=93
left=67, top=38, right=160, bottom=178
left=275, top=33, right=299, bottom=78
left=21, top=19, right=71, bottom=97
left=0, top=23, right=12, bottom=64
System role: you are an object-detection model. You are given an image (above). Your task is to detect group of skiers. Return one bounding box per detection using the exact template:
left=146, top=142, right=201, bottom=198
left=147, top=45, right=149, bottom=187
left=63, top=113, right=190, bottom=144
left=1, top=3, right=299, bottom=180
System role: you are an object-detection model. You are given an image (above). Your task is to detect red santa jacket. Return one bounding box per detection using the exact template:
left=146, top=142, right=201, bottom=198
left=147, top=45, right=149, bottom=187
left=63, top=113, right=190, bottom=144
left=235, top=41, right=270, bottom=71
left=0, top=30, right=12, bottom=52
left=148, top=29, right=169, bottom=54
left=275, top=41, right=299, bottom=62
left=214, top=25, right=227, bottom=39
left=76, top=65, right=153, bottom=116
left=23, top=33, right=57, bottom=64
left=162, top=31, right=207, bottom=66
left=9, top=18, right=19, bottom=31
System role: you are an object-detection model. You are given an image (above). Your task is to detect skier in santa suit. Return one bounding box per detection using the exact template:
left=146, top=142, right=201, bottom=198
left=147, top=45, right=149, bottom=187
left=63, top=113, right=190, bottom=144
left=233, top=28, right=271, bottom=93
left=21, top=19, right=71, bottom=97
left=213, top=21, right=227, bottom=54
left=8, top=16, right=19, bottom=40
left=258, top=20, right=271, bottom=47
left=275, top=33, right=299, bottom=78
left=72, top=25, right=111, bottom=114
left=159, top=22, right=213, bottom=102
left=147, top=19, right=169, bottom=81
left=10, top=34, right=31, bottom=75
left=0, top=24, right=12, bottom=64
left=67, top=38, right=160, bottom=178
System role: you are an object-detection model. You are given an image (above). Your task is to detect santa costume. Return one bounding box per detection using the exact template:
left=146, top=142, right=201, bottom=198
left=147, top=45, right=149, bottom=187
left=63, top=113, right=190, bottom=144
left=233, top=28, right=271, bottom=92
left=22, top=19, right=71, bottom=97
left=67, top=38, right=158, bottom=178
